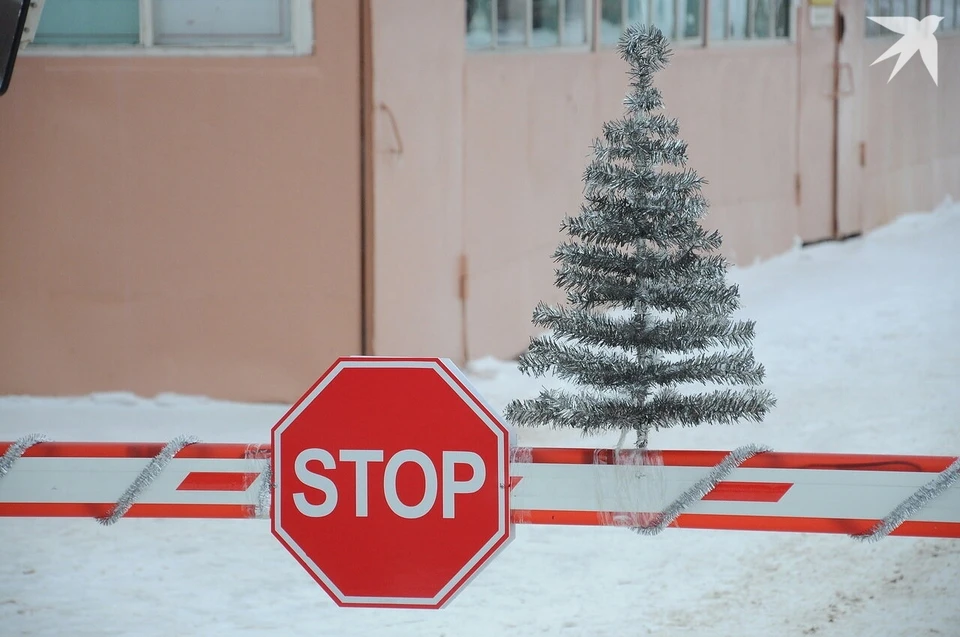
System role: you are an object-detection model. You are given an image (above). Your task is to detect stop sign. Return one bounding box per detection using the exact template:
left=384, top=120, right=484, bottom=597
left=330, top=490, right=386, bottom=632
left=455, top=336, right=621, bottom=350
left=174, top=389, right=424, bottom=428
left=271, top=357, right=513, bottom=609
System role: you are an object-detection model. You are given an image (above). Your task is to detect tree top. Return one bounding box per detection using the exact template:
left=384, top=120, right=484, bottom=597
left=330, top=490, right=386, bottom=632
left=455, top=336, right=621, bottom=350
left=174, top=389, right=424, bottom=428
left=618, top=24, right=672, bottom=79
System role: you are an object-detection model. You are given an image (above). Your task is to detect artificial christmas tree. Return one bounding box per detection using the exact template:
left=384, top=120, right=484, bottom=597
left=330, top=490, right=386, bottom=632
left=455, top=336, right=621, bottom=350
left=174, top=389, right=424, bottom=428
left=504, top=24, right=776, bottom=449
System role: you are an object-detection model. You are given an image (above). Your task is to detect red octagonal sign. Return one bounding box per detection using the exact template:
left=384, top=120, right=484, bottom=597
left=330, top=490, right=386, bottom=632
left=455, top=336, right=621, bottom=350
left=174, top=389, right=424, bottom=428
left=271, top=357, right=513, bottom=609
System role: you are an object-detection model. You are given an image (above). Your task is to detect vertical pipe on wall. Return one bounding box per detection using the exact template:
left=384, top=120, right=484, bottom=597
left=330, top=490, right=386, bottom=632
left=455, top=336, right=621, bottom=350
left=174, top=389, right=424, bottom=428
left=360, top=0, right=375, bottom=355
left=794, top=0, right=803, bottom=208
left=830, top=0, right=841, bottom=237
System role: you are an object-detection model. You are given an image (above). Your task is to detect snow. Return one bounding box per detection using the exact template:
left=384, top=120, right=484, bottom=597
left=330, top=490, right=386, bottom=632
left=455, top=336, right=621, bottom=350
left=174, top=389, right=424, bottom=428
left=2, top=198, right=960, bottom=636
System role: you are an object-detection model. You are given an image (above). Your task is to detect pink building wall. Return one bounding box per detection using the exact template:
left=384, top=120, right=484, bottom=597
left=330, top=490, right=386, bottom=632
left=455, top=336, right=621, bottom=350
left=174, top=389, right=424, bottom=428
left=1, top=1, right=956, bottom=401
left=0, top=1, right=364, bottom=402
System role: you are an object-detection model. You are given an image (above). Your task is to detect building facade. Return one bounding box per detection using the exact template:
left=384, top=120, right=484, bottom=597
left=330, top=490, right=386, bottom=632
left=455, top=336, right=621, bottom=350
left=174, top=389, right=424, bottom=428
left=1, top=0, right=957, bottom=401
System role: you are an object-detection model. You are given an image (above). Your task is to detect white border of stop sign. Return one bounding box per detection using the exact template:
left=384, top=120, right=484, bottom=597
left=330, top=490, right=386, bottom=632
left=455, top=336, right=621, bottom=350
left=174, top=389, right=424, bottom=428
left=271, top=357, right=513, bottom=609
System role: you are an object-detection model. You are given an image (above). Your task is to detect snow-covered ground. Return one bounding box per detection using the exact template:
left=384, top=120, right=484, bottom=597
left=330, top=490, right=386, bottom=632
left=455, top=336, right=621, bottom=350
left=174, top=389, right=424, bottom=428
left=2, top=199, right=959, bottom=636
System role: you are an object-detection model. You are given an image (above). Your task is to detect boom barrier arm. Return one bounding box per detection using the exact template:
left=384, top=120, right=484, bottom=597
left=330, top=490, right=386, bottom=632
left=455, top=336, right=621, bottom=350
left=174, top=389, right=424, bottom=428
left=2, top=439, right=959, bottom=540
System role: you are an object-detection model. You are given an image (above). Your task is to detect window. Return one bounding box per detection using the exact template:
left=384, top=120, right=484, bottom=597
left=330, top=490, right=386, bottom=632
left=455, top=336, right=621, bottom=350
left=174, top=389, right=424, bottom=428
left=866, top=0, right=918, bottom=37
left=867, top=0, right=960, bottom=36
left=467, top=0, right=790, bottom=50
left=467, top=0, right=592, bottom=49
left=34, top=0, right=139, bottom=45
left=928, top=0, right=960, bottom=31
left=600, top=0, right=705, bottom=44
left=709, top=0, right=790, bottom=41
left=599, top=0, right=646, bottom=46
left=29, top=0, right=312, bottom=53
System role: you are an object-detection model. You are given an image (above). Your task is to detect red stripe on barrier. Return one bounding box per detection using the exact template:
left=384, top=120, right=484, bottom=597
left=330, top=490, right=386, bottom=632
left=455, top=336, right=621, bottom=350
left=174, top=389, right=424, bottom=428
left=176, top=472, right=261, bottom=492
left=0, top=442, right=267, bottom=460
left=509, top=510, right=960, bottom=538
left=524, top=448, right=957, bottom=473
left=702, top=481, right=793, bottom=503
left=0, top=502, right=257, bottom=519
left=6, top=503, right=959, bottom=538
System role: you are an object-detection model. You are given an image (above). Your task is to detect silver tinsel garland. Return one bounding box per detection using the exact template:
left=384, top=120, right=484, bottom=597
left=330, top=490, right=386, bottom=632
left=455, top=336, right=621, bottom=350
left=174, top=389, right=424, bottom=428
left=97, top=434, right=201, bottom=526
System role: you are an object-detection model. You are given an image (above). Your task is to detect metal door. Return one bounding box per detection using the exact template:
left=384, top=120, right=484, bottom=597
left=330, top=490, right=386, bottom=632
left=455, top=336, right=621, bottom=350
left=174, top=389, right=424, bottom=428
left=796, top=0, right=841, bottom=243
left=835, top=0, right=866, bottom=238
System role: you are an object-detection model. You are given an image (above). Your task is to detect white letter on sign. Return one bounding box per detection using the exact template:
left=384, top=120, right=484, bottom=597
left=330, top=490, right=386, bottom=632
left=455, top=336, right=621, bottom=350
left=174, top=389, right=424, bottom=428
left=383, top=450, right=438, bottom=519
left=293, top=449, right=338, bottom=517
left=339, top=449, right=384, bottom=517
left=442, top=451, right=486, bottom=519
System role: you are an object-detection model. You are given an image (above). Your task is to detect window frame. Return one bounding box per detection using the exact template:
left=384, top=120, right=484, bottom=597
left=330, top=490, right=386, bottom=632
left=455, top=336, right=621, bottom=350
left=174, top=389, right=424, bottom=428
left=21, top=0, right=314, bottom=57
